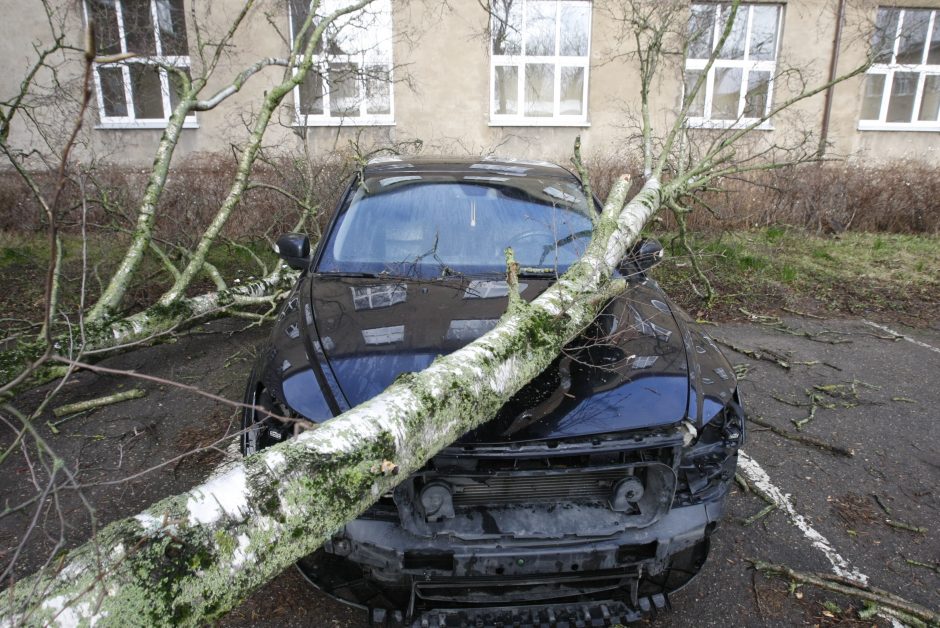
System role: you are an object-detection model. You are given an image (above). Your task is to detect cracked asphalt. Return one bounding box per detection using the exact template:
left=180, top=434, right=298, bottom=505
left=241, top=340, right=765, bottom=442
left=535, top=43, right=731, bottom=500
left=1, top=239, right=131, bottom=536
left=2, top=317, right=938, bottom=626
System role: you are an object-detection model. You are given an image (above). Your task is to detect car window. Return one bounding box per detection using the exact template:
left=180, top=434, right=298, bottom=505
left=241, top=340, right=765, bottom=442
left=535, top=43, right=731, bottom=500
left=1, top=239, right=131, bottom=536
left=318, top=178, right=594, bottom=277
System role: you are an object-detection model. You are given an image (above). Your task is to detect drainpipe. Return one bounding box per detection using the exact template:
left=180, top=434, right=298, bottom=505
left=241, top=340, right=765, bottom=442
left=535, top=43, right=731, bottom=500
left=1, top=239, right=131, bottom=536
left=819, top=0, right=848, bottom=156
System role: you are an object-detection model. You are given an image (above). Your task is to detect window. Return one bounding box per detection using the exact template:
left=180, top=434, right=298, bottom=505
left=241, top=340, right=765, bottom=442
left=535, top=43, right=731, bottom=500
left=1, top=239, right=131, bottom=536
left=684, top=3, right=782, bottom=128
left=859, top=8, right=940, bottom=131
left=289, top=0, right=394, bottom=126
left=84, top=0, right=196, bottom=129
left=490, top=0, right=592, bottom=126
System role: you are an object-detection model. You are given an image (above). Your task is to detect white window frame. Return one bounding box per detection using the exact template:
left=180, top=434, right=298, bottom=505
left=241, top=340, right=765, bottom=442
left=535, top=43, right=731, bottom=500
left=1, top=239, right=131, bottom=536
left=289, top=0, right=395, bottom=127
left=489, top=0, right=592, bottom=127
left=684, top=3, right=783, bottom=130
left=859, top=8, right=940, bottom=132
left=84, top=0, right=197, bottom=129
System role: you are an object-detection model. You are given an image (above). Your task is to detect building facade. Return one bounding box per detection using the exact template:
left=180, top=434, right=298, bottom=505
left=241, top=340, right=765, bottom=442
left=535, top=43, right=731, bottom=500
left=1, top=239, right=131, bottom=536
left=2, top=0, right=939, bottom=166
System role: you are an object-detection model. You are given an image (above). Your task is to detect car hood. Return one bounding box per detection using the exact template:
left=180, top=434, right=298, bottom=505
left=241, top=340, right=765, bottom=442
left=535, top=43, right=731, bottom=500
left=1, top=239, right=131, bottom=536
left=260, top=274, right=735, bottom=445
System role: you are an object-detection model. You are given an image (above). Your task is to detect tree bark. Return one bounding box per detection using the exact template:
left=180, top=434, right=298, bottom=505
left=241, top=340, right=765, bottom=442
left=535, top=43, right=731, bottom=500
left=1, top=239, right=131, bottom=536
left=0, top=176, right=662, bottom=627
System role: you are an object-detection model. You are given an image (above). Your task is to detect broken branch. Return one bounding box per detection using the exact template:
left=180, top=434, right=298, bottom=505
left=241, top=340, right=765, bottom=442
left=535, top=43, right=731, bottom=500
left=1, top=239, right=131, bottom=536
left=748, top=559, right=939, bottom=627
left=51, top=388, right=147, bottom=419
left=747, top=415, right=854, bottom=457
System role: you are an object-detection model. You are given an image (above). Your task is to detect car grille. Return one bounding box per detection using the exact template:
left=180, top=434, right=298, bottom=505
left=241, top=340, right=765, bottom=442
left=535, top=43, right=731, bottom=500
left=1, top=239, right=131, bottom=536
left=451, top=468, right=631, bottom=506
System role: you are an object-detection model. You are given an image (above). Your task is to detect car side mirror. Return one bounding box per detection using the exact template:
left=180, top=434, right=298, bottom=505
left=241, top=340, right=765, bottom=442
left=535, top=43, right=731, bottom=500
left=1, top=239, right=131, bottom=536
left=274, top=233, right=311, bottom=271
left=628, top=238, right=664, bottom=272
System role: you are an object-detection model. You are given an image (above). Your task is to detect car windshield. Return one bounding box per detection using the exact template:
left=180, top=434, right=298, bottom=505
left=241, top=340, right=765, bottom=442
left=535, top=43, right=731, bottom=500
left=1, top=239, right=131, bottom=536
left=317, top=174, right=595, bottom=278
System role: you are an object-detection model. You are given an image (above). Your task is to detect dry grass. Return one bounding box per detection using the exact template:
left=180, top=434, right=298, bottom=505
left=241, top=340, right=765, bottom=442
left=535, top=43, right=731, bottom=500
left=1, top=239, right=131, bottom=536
left=584, top=158, right=940, bottom=235
left=0, top=152, right=355, bottom=243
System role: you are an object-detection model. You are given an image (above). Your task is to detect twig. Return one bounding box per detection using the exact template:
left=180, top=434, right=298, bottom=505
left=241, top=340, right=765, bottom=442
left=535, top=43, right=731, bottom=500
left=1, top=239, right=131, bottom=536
left=793, top=402, right=817, bottom=429
left=51, top=388, right=147, bottom=419
left=885, top=519, right=927, bottom=534
left=50, top=356, right=296, bottom=423
left=715, top=339, right=790, bottom=369
left=782, top=307, right=824, bottom=319
left=748, top=559, right=939, bottom=627
left=771, top=324, right=853, bottom=345
left=905, top=559, right=940, bottom=574
left=871, top=493, right=892, bottom=516
left=739, top=307, right=782, bottom=325
left=741, top=503, right=777, bottom=527
left=747, top=415, right=854, bottom=457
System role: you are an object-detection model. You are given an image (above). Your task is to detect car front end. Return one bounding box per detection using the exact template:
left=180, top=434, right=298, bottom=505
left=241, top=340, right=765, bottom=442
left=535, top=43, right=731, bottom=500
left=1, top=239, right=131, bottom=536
left=242, top=157, right=745, bottom=626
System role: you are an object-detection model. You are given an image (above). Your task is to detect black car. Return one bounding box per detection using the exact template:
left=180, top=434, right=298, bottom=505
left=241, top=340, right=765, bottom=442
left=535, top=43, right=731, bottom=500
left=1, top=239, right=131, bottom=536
left=242, top=157, right=744, bottom=627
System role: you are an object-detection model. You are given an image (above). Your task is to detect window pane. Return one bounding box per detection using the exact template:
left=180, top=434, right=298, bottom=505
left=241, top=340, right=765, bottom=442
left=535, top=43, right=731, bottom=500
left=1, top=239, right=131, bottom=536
left=89, top=0, right=121, bottom=55
left=154, top=0, right=188, bottom=55
left=684, top=70, right=706, bottom=116
left=560, top=3, right=590, bottom=56
left=918, top=75, right=940, bottom=121
left=99, top=66, right=127, bottom=116
left=743, top=70, right=770, bottom=117
left=492, top=0, right=522, bottom=55
left=749, top=5, right=779, bottom=61
left=365, top=66, right=391, bottom=115
left=717, top=4, right=747, bottom=60
left=712, top=67, right=742, bottom=119
left=323, top=16, right=359, bottom=55
left=129, top=64, right=164, bottom=118
left=524, top=63, right=554, bottom=116
left=929, top=13, right=940, bottom=64
left=356, top=0, right=393, bottom=60
left=298, top=72, right=324, bottom=115
left=288, top=0, right=313, bottom=49
left=494, top=65, right=518, bottom=114
left=688, top=4, right=716, bottom=59
left=886, top=72, right=917, bottom=122
left=897, top=9, right=930, bottom=65
left=559, top=66, right=584, bottom=115
left=329, top=62, right=360, bottom=117
left=123, top=0, right=157, bottom=55
left=524, top=1, right=556, bottom=56
left=872, top=8, right=900, bottom=63
left=860, top=73, right=885, bottom=120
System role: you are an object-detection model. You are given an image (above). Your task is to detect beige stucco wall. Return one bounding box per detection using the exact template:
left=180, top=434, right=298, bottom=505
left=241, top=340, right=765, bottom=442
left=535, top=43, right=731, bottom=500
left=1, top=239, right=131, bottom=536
left=825, top=0, right=940, bottom=162
left=1, top=0, right=938, bottom=168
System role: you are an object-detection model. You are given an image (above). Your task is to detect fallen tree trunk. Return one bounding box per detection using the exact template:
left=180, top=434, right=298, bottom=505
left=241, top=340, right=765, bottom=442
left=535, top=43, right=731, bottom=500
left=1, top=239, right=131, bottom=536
left=0, top=269, right=298, bottom=388
left=1, top=175, right=664, bottom=626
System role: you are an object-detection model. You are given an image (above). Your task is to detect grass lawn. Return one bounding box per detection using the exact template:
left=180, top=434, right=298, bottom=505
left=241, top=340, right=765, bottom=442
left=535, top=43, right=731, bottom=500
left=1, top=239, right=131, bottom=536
left=653, top=227, right=940, bottom=324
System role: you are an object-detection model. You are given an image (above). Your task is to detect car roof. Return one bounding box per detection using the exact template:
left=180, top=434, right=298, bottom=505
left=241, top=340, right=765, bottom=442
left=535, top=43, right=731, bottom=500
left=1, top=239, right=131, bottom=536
left=363, top=155, right=576, bottom=180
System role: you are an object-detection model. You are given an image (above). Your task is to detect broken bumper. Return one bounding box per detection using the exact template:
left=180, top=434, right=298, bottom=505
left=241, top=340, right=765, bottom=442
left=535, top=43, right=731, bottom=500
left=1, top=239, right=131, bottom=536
left=298, top=499, right=726, bottom=624
left=394, top=595, right=668, bottom=627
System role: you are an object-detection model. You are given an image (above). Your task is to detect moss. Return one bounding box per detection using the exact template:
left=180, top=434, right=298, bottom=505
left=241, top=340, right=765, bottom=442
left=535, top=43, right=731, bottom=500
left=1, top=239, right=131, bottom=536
left=0, top=338, right=46, bottom=387
left=214, top=531, right=237, bottom=558
left=145, top=299, right=195, bottom=323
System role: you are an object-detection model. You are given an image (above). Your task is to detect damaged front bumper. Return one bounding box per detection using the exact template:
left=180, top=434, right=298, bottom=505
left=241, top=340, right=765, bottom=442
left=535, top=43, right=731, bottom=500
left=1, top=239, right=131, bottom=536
left=301, top=501, right=719, bottom=625
left=299, top=412, right=743, bottom=626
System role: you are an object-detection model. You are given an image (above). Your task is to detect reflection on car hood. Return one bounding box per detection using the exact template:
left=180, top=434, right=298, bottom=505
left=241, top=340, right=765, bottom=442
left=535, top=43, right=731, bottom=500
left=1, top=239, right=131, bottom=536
left=272, top=275, right=734, bottom=444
